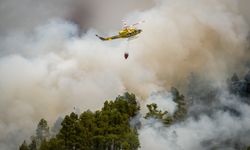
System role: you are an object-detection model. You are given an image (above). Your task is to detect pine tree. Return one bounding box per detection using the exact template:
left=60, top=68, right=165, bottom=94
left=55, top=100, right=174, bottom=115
left=231, top=73, right=240, bottom=82
left=45, top=138, right=65, bottom=150
left=39, top=140, right=49, bottom=150
left=144, top=103, right=173, bottom=125
left=144, top=88, right=187, bottom=125
left=144, top=103, right=166, bottom=120
left=20, top=93, right=141, bottom=150
left=36, top=119, right=50, bottom=141
left=19, top=141, right=29, bottom=150
left=36, top=118, right=50, bottom=149
left=29, top=139, right=37, bottom=150
left=171, top=87, right=187, bottom=121
left=247, top=146, right=250, bottom=150
left=57, top=112, right=79, bottom=150
left=78, top=110, right=96, bottom=149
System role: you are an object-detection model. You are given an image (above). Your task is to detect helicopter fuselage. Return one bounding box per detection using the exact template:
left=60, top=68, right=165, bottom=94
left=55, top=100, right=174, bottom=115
left=118, top=28, right=142, bottom=38
left=96, top=27, right=142, bottom=41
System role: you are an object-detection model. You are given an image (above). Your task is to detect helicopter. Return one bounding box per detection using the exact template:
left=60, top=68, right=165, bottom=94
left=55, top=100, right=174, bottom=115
left=96, top=20, right=144, bottom=59
left=96, top=20, right=144, bottom=41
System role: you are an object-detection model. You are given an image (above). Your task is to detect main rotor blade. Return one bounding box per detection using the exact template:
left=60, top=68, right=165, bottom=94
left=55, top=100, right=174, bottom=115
left=132, top=20, right=145, bottom=26
left=122, top=20, right=129, bottom=28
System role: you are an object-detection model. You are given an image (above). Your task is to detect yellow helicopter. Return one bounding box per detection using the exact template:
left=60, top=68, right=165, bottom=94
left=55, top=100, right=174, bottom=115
left=96, top=20, right=144, bottom=41
left=96, top=20, right=144, bottom=59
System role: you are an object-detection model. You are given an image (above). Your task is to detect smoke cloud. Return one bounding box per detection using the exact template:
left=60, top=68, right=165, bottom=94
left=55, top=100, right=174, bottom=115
left=0, top=0, right=154, bottom=34
left=0, top=0, right=249, bottom=149
left=239, top=0, right=250, bottom=27
left=139, top=91, right=250, bottom=150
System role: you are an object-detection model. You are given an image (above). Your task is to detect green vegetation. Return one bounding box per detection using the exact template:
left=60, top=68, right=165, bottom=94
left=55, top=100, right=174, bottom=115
left=247, top=146, right=250, bottom=150
left=20, top=90, right=188, bottom=150
left=20, top=92, right=140, bottom=150
left=19, top=141, right=29, bottom=150
left=144, top=87, right=187, bottom=125
left=227, top=72, right=250, bottom=97
left=171, top=87, right=187, bottom=122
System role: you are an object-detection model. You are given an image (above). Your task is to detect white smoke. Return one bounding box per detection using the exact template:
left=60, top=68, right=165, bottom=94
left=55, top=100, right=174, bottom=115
left=0, top=0, right=249, bottom=149
left=0, top=0, right=154, bottom=34
left=0, top=20, right=162, bottom=150
left=134, top=0, right=249, bottom=87
left=142, top=91, right=177, bottom=114
left=139, top=91, right=250, bottom=150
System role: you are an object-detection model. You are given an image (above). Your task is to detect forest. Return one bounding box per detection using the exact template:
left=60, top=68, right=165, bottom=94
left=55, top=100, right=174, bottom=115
left=19, top=88, right=188, bottom=150
left=19, top=72, right=250, bottom=150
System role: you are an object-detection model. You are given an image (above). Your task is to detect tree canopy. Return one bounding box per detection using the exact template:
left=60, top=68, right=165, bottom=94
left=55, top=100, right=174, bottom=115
left=144, top=87, right=187, bottom=125
left=20, top=92, right=140, bottom=150
left=20, top=91, right=189, bottom=150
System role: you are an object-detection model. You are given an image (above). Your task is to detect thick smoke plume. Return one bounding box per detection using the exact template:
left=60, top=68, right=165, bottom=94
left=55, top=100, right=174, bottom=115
left=0, top=0, right=249, bottom=149
left=0, top=0, right=154, bottom=34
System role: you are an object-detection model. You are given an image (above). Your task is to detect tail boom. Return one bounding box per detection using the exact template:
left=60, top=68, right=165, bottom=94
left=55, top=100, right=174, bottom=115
left=96, top=34, right=121, bottom=41
left=96, top=35, right=108, bottom=41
